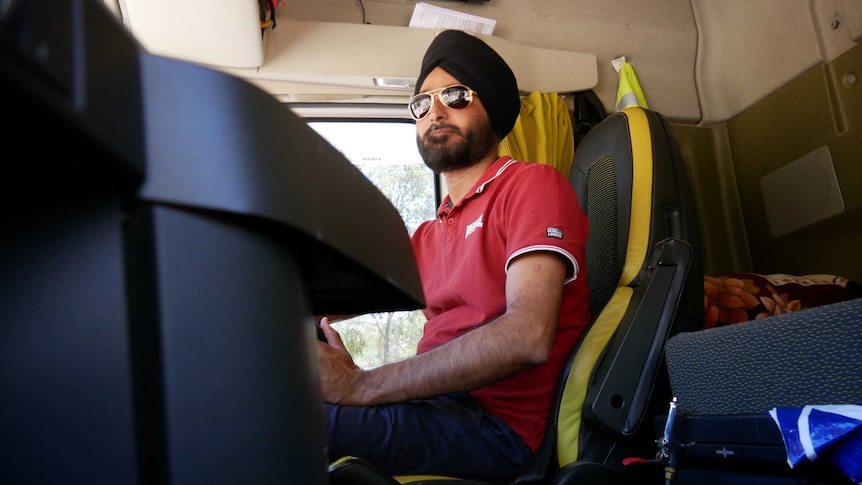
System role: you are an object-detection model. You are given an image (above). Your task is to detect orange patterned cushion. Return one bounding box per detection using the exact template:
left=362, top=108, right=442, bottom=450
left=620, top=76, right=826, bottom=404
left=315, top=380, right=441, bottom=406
left=703, top=273, right=862, bottom=328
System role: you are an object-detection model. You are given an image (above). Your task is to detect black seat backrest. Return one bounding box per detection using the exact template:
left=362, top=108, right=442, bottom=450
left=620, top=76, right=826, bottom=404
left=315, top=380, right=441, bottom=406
left=572, top=107, right=703, bottom=328
left=547, top=106, right=704, bottom=479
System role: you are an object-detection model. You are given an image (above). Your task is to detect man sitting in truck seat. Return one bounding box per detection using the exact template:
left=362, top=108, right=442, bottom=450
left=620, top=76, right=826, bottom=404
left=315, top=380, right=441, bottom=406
left=316, top=29, right=591, bottom=480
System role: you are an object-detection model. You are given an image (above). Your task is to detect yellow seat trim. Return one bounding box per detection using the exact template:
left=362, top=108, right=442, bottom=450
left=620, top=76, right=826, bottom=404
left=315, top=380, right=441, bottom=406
left=556, top=287, right=634, bottom=465
left=619, top=107, right=653, bottom=286
left=396, top=476, right=459, bottom=482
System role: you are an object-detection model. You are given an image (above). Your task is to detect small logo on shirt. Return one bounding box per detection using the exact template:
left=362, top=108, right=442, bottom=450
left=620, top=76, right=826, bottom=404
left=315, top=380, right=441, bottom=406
left=465, top=214, right=484, bottom=238
left=546, top=227, right=563, bottom=239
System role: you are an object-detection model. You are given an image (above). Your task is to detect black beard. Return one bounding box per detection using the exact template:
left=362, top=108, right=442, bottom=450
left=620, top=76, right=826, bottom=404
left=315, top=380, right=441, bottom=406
left=417, top=117, right=499, bottom=174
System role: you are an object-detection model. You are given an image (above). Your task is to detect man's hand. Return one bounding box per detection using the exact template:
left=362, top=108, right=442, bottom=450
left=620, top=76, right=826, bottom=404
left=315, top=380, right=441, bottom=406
left=317, top=317, right=365, bottom=404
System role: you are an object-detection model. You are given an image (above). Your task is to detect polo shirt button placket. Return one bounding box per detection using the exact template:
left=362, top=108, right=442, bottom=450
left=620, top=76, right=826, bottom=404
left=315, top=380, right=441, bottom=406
left=447, top=218, right=455, bottom=225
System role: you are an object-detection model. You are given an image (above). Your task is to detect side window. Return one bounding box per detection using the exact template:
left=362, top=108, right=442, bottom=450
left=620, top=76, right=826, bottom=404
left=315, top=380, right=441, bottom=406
left=309, top=121, right=435, bottom=368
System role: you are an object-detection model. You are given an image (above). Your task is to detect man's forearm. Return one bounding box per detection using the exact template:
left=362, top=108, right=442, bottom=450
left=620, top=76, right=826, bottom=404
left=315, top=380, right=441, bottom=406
left=325, top=251, right=566, bottom=406
left=344, top=311, right=548, bottom=405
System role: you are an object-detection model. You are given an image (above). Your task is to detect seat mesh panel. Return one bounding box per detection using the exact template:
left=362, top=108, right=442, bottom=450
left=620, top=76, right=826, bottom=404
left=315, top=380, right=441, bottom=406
left=585, top=155, right=618, bottom=317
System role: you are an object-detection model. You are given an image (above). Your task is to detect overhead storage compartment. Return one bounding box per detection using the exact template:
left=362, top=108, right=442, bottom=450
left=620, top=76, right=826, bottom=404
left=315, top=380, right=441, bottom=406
left=253, top=19, right=598, bottom=95
left=118, top=0, right=264, bottom=68
left=115, top=1, right=597, bottom=102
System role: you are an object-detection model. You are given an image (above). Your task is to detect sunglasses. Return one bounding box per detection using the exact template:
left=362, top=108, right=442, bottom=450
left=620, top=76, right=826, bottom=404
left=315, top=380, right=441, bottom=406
left=408, top=84, right=477, bottom=120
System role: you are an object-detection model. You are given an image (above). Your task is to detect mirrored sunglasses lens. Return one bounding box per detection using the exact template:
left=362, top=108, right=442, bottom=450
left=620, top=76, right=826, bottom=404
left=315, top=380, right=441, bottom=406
left=410, top=94, right=432, bottom=118
left=441, top=87, right=470, bottom=109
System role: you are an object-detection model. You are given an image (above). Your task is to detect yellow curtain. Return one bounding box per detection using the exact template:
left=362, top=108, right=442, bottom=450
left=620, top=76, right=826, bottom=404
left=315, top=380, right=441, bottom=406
left=499, top=91, right=574, bottom=179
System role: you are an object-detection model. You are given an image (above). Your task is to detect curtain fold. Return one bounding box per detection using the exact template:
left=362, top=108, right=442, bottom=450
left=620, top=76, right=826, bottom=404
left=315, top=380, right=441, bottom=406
left=499, top=91, right=574, bottom=179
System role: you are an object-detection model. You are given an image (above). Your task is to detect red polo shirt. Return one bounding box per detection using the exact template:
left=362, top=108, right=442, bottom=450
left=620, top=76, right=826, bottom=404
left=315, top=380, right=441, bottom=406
left=411, top=156, right=591, bottom=451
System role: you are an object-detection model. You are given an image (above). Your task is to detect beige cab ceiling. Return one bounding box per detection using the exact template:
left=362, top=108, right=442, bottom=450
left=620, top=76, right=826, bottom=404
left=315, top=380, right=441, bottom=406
left=117, top=0, right=598, bottom=105
left=113, top=0, right=862, bottom=125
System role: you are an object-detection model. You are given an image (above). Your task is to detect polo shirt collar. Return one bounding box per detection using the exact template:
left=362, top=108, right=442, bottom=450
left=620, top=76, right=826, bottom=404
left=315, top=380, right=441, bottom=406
left=437, top=156, right=517, bottom=216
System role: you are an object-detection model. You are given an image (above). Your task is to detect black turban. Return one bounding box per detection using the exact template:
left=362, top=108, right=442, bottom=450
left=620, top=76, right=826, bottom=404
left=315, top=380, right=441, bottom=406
left=415, top=30, right=521, bottom=140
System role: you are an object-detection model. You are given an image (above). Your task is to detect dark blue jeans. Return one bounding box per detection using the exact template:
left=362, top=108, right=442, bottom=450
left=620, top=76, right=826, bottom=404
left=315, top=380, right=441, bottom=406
left=324, top=393, right=532, bottom=480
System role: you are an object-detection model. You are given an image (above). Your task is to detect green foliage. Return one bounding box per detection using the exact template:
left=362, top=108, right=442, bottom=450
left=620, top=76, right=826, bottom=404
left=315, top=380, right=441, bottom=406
left=333, top=162, right=433, bottom=368
left=333, top=310, right=425, bottom=368
left=358, top=163, right=435, bottom=233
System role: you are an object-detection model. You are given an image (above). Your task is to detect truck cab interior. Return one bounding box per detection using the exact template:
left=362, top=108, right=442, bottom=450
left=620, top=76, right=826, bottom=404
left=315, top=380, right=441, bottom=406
left=2, top=1, right=860, bottom=484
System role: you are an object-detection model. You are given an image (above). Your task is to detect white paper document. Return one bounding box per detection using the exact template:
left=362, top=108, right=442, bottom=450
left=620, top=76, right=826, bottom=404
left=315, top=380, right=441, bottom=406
left=409, top=2, right=496, bottom=35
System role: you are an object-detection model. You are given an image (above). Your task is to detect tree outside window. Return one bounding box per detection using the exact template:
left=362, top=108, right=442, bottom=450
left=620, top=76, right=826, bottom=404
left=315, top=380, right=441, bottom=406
left=310, top=121, right=435, bottom=368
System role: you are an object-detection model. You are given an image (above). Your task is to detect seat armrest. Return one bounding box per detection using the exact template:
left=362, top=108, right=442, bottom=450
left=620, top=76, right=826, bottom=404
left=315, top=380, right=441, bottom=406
left=584, top=238, right=693, bottom=434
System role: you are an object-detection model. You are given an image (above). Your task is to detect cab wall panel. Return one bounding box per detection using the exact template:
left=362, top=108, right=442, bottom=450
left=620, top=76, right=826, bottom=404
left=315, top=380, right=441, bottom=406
left=726, top=42, right=862, bottom=281
left=671, top=124, right=752, bottom=278
left=692, top=0, right=823, bottom=125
